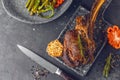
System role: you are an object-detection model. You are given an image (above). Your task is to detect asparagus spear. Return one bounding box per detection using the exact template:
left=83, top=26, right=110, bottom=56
left=103, top=53, right=112, bottom=78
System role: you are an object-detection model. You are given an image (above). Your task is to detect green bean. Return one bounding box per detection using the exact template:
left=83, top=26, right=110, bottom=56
left=44, top=5, right=54, bottom=18
left=25, top=0, right=56, bottom=18
left=37, top=9, right=50, bottom=14
left=38, top=0, right=48, bottom=10
left=27, top=0, right=35, bottom=11
left=31, top=0, right=40, bottom=13
left=25, top=0, right=31, bottom=8
left=37, top=5, right=54, bottom=18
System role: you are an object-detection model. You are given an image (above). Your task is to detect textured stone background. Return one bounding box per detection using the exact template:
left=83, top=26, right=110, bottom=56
left=0, top=0, right=120, bottom=80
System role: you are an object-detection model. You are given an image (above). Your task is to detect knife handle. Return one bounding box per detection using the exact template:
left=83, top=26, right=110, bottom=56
left=60, top=71, right=74, bottom=80
left=55, top=69, right=74, bottom=80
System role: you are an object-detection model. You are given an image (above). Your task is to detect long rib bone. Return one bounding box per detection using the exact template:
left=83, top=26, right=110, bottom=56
left=75, top=0, right=105, bottom=62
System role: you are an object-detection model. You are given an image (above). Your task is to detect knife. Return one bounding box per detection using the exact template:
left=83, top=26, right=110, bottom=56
left=17, top=44, right=74, bottom=80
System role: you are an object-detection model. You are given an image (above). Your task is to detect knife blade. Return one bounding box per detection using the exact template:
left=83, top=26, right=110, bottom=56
left=17, top=44, right=74, bottom=80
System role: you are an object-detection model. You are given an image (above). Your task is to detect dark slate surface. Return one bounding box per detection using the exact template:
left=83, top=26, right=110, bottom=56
left=0, top=0, right=120, bottom=80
